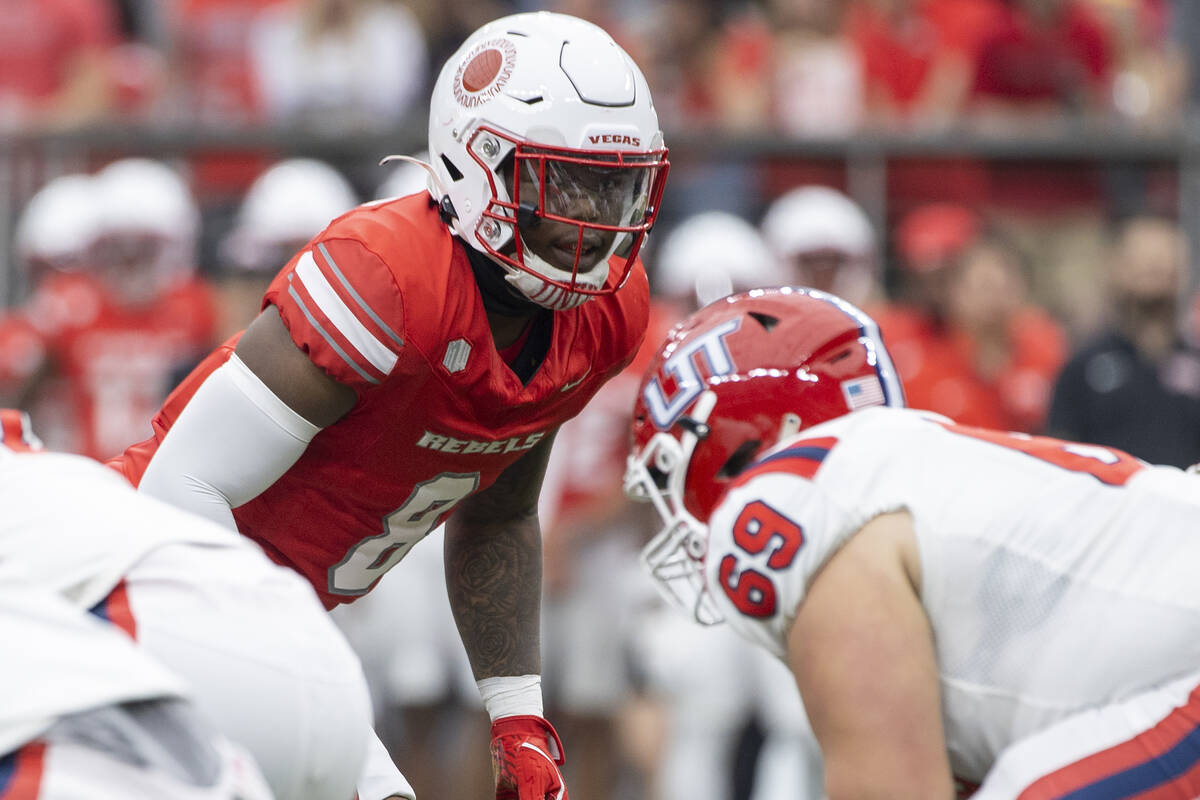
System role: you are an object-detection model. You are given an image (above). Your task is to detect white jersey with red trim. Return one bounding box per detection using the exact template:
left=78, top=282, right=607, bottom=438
left=0, top=586, right=185, bottom=759
left=0, top=424, right=250, bottom=612
left=705, top=406, right=1200, bottom=782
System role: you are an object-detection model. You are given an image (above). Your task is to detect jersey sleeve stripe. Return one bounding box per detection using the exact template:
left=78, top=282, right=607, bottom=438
left=286, top=280, right=382, bottom=385
left=87, top=580, right=139, bottom=640
left=316, top=242, right=404, bottom=349
left=294, top=250, right=398, bottom=375
left=0, top=740, right=46, bottom=798
left=1016, top=685, right=1200, bottom=799
left=734, top=436, right=838, bottom=485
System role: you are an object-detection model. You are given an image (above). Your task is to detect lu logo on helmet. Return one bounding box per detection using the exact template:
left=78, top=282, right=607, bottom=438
left=643, top=318, right=740, bottom=429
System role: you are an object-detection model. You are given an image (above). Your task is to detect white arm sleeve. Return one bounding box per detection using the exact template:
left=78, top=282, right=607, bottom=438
left=358, top=727, right=417, bottom=800
left=137, top=354, right=321, bottom=530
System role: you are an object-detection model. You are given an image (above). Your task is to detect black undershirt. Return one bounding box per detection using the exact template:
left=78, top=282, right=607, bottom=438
left=464, top=244, right=554, bottom=386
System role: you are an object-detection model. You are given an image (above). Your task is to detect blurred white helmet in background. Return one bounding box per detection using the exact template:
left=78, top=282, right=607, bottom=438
left=761, top=185, right=874, bottom=260
left=760, top=185, right=876, bottom=306
left=654, top=211, right=787, bottom=309
left=426, top=11, right=669, bottom=310
left=15, top=174, right=101, bottom=273
left=226, top=158, right=359, bottom=274
left=94, top=158, right=199, bottom=249
left=376, top=151, right=432, bottom=201
left=92, top=158, right=200, bottom=304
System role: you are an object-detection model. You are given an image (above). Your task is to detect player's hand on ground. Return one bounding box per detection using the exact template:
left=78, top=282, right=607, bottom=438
left=490, top=714, right=568, bottom=800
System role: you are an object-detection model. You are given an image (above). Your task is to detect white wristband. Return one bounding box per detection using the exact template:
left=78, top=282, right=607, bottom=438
left=476, top=675, right=543, bottom=722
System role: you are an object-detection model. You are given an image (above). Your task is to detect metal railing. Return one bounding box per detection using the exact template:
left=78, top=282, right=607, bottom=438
left=4, top=117, right=1199, bottom=305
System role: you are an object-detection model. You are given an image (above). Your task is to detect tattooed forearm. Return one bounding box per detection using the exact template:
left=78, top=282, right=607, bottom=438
left=444, top=513, right=542, bottom=679
left=444, top=430, right=556, bottom=679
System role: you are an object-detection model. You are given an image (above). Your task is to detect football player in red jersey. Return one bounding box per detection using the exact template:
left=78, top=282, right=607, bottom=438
left=1, top=172, right=106, bottom=448
left=62, top=158, right=218, bottom=459
left=4, top=160, right=218, bottom=459
left=110, top=11, right=669, bottom=800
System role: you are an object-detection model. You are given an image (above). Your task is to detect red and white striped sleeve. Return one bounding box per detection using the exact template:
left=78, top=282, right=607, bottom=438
left=264, top=238, right=407, bottom=390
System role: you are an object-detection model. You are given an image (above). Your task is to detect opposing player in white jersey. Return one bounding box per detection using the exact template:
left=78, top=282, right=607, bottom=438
left=0, top=409, right=376, bottom=800
left=0, top=584, right=274, bottom=800
left=625, top=287, right=1200, bottom=800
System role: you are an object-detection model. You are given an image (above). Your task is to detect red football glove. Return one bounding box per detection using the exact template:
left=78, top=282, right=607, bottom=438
left=490, top=715, right=568, bottom=800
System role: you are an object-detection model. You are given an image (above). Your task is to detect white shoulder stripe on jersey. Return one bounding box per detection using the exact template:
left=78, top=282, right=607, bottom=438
left=286, top=280, right=380, bottom=385
left=294, top=250, right=398, bottom=375
left=317, top=243, right=404, bottom=348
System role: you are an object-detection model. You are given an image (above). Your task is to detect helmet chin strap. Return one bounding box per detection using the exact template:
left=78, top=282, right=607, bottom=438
left=778, top=412, right=803, bottom=442
left=501, top=237, right=614, bottom=311
left=668, top=390, right=717, bottom=505
left=504, top=269, right=591, bottom=311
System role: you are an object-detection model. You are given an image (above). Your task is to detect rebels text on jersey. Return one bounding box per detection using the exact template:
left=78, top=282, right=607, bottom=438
left=113, top=195, right=650, bottom=608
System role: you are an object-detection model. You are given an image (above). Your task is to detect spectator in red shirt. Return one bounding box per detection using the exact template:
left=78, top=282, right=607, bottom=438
left=846, top=0, right=1004, bottom=130
left=876, top=202, right=1067, bottom=432
left=969, top=0, right=1115, bottom=127
left=0, top=0, right=121, bottom=129
left=166, top=0, right=287, bottom=125
left=624, top=0, right=773, bottom=131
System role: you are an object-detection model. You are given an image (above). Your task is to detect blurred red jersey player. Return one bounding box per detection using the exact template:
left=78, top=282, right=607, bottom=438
left=43, top=160, right=216, bottom=459
left=2, top=166, right=215, bottom=458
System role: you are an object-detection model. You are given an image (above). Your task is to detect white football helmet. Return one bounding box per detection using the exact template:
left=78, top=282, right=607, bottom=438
left=654, top=211, right=787, bottom=309
left=427, top=11, right=669, bottom=310
left=92, top=158, right=200, bottom=304
left=15, top=174, right=101, bottom=273
left=226, top=158, right=360, bottom=274
left=760, top=186, right=877, bottom=306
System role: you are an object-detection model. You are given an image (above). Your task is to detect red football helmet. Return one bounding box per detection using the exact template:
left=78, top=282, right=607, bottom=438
left=624, top=287, right=904, bottom=623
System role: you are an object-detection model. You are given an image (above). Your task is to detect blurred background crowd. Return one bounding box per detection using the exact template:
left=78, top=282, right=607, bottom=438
left=4, top=0, right=1200, bottom=799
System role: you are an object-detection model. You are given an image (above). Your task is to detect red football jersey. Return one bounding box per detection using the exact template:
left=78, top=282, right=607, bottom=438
left=53, top=279, right=218, bottom=459
left=114, top=195, right=650, bottom=608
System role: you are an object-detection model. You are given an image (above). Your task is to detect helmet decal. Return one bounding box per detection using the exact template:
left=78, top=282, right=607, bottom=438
left=644, top=317, right=741, bottom=429
left=454, top=39, right=516, bottom=108
left=840, top=375, right=886, bottom=410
